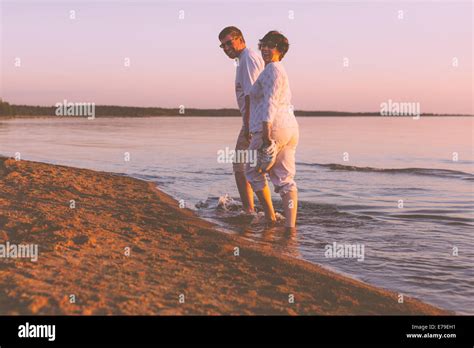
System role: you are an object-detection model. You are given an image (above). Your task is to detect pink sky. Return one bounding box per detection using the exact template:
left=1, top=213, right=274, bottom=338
left=1, top=0, right=472, bottom=114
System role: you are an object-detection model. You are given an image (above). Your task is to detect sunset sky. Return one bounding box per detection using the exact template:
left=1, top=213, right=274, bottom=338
left=1, top=0, right=472, bottom=114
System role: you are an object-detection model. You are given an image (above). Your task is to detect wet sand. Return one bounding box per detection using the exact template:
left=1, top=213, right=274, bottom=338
left=0, top=156, right=449, bottom=315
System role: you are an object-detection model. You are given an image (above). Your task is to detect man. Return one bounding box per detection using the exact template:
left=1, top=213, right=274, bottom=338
left=218, top=26, right=264, bottom=213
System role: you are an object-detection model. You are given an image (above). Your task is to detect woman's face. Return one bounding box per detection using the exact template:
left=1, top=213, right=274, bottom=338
left=259, top=41, right=281, bottom=64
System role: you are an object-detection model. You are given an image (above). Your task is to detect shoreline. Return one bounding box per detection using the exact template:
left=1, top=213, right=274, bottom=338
left=0, top=156, right=450, bottom=315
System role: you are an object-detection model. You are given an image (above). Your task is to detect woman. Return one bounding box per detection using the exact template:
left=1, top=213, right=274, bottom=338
left=245, top=31, right=299, bottom=229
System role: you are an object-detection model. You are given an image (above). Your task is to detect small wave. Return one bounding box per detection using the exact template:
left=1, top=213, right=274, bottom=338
left=298, top=162, right=474, bottom=180
left=216, top=194, right=241, bottom=211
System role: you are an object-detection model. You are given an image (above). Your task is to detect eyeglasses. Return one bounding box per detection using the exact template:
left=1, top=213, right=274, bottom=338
left=258, top=41, right=278, bottom=50
left=219, top=37, right=238, bottom=49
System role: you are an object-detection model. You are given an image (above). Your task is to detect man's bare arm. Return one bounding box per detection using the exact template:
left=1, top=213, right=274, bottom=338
left=244, top=95, right=250, bottom=139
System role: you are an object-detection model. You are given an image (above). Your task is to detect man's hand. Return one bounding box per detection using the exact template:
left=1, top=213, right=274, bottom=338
left=244, top=128, right=251, bottom=142
left=262, top=121, right=273, bottom=146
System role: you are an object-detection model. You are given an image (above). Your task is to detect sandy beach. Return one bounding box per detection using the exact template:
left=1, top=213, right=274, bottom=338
left=0, top=156, right=449, bottom=315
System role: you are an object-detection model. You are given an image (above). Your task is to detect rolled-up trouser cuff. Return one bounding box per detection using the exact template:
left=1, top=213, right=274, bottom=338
left=233, top=127, right=250, bottom=173
left=233, top=163, right=246, bottom=173
left=244, top=132, right=267, bottom=191
left=246, top=171, right=267, bottom=192
left=274, top=183, right=298, bottom=197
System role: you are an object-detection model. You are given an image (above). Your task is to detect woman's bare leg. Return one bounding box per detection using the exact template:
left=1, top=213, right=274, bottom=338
left=282, top=190, right=298, bottom=228
left=255, top=185, right=276, bottom=222
left=234, top=172, right=255, bottom=213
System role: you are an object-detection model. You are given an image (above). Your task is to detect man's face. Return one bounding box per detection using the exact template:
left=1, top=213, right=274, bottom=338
left=220, top=34, right=243, bottom=59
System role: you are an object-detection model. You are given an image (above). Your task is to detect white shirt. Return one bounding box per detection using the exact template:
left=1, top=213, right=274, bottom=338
left=249, top=61, right=298, bottom=133
left=235, top=48, right=264, bottom=125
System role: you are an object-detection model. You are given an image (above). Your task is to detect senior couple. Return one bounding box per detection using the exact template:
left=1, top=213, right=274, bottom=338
left=219, top=26, right=299, bottom=230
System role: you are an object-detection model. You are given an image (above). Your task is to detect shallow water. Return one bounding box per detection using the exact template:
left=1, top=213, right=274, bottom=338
left=0, top=116, right=472, bottom=314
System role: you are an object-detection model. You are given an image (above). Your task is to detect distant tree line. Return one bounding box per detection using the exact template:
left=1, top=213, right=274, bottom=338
left=0, top=99, right=14, bottom=115
left=0, top=101, right=243, bottom=117
left=0, top=100, right=470, bottom=117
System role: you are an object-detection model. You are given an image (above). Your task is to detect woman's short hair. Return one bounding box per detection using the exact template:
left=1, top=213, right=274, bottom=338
left=219, top=26, right=245, bottom=43
left=260, top=30, right=289, bottom=60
